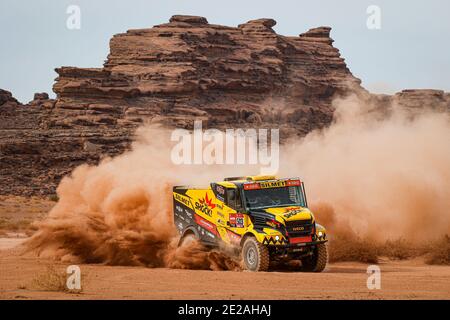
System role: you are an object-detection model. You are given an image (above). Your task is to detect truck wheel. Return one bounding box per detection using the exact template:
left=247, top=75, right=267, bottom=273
left=178, top=232, right=197, bottom=247
left=242, top=237, right=269, bottom=272
left=300, top=243, right=328, bottom=272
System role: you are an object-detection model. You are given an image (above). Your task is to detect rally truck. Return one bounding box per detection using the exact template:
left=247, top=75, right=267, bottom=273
left=172, top=176, right=328, bottom=272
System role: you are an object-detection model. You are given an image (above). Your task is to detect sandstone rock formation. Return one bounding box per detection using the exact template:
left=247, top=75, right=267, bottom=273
left=51, top=15, right=361, bottom=136
left=394, top=89, right=450, bottom=112
left=1, top=16, right=449, bottom=196
left=0, top=89, right=19, bottom=107
left=0, top=88, right=129, bottom=196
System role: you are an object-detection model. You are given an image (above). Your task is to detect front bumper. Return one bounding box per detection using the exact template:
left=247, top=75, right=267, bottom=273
left=261, top=234, right=327, bottom=246
left=284, top=239, right=328, bottom=247
left=268, top=240, right=328, bottom=257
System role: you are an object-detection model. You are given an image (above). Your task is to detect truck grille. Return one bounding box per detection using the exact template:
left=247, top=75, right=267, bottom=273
left=285, top=219, right=314, bottom=237
left=252, top=216, right=267, bottom=226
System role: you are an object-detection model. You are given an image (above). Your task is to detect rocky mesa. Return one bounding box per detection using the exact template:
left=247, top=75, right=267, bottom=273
left=51, top=15, right=361, bottom=134
left=1, top=15, right=449, bottom=196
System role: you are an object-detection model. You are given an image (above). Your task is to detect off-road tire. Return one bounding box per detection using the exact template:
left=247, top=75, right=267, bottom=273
left=178, top=232, right=197, bottom=247
left=300, top=243, right=328, bottom=272
left=242, top=237, right=270, bottom=272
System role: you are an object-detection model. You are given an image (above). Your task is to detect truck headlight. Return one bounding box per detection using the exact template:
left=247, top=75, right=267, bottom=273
left=275, top=235, right=280, bottom=241
left=318, top=231, right=323, bottom=238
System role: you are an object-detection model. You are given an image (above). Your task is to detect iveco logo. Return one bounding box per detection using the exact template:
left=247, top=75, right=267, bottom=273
left=292, top=226, right=305, bottom=231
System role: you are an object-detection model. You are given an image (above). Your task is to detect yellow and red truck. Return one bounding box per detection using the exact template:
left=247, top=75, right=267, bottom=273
left=173, top=176, right=328, bottom=272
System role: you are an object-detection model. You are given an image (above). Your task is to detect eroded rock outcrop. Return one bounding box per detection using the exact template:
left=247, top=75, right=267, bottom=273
left=394, top=89, right=450, bottom=112
left=1, top=16, right=449, bottom=196
left=0, top=89, right=19, bottom=106
left=51, top=15, right=361, bottom=136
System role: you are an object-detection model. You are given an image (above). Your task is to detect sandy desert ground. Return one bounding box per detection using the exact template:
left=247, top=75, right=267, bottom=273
left=0, top=239, right=449, bottom=300
left=0, top=196, right=449, bottom=300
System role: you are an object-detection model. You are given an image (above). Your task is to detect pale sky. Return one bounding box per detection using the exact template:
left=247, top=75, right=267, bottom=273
left=1, top=0, right=449, bottom=102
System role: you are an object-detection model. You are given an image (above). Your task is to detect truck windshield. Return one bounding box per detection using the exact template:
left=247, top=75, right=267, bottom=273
left=244, top=186, right=306, bottom=209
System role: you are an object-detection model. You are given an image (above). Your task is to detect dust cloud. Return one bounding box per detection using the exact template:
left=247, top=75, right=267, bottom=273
left=26, top=126, right=244, bottom=270
left=281, top=95, right=450, bottom=243
left=27, top=94, right=450, bottom=266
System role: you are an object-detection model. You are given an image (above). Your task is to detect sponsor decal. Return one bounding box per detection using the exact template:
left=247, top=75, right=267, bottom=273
left=236, top=216, right=244, bottom=228
left=283, top=209, right=303, bottom=219
left=259, top=180, right=286, bottom=188
left=229, top=213, right=245, bottom=228
left=244, top=179, right=301, bottom=190
left=215, top=185, right=225, bottom=201
left=292, top=226, right=305, bottom=231
left=195, top=192, right=216, bottom=217
left=174, top=193, right=194, bottom=210
left=184, top=209, right=193, bottom=219
left=286, top=179, right=301, bottom=186
left=216, top=185, right=225, bottom=195
left=194, top=214, right=218, bottom=235
left=243, top=183, right=261, bottom=190
left=230, top=214, right=236, bottom=226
